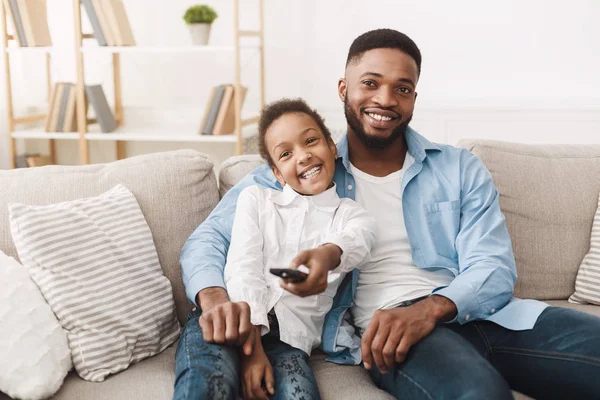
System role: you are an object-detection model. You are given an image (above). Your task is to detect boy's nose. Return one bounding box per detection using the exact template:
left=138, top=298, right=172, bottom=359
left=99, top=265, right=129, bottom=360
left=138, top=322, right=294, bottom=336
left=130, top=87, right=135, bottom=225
left=298, top=151, right=312, bottom=164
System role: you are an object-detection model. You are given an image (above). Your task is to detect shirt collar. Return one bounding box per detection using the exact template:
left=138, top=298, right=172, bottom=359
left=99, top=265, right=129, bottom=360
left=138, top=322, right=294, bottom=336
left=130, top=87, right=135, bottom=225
left=336, top=125, right=441, bottom=170
left=271, top=182, right=341, bottom=211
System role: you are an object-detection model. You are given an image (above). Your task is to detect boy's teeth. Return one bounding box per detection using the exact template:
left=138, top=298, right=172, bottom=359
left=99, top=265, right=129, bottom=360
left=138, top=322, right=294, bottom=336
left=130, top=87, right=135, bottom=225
left=301, top=166, right=320, bottom=178
left=368, top=113, right=392, bottom=121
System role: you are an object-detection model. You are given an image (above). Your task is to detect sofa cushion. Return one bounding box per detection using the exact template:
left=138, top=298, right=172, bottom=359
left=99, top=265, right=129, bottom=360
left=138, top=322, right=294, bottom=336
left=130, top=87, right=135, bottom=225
left=9, top=185, right=180, bottom=382
left=569, top=191, right=600, bottom=305
left=218, top=154, right=265, bottom=198
left=0, top=150, right=219, bottom=325
left=458, top=140, right=600, bottom=300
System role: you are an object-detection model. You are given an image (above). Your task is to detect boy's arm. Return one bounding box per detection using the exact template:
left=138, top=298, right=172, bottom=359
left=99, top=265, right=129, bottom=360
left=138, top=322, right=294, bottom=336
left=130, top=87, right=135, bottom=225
left=224, top=186, right=270, bottom=331
left=283, top=202, right=376, bottom=297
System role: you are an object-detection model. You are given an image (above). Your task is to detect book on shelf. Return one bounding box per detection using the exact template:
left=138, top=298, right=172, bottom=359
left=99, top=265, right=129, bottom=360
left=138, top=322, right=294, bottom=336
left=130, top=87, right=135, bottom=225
left=14, top=153, right=51, bottom=168
left=3, top=0, right=52, bottom=46
left=199, top=84, right=248, bottom=135
left=44, top=82, right=92, bottom=132
left=85, top=84, right=117, bottom=133
left=84, top=0, right=135, bottom=46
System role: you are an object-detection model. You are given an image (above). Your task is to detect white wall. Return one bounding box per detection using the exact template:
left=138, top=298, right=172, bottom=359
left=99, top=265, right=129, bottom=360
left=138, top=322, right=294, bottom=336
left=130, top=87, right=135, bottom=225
left=2, top=0, right=600, bottom=169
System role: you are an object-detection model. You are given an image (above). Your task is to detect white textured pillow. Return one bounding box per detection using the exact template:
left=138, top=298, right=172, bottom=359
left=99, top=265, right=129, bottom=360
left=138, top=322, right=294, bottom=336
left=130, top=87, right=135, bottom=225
left=0, top=251, right=72, bottom=399
left=8, top=184, right=180, bottom=382
left=569, top=192, right=600, bottom=305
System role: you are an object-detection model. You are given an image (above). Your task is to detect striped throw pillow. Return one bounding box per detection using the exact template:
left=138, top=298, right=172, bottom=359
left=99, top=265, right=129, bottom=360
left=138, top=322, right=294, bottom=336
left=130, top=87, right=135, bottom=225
left=8, top=185, right=180, bottom=382
left=569, top=192, right=600, bottom=305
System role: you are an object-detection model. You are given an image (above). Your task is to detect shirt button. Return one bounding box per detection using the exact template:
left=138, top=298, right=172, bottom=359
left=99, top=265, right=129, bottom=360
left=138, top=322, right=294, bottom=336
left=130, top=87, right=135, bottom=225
left=491, top=308, right=496, bottom=313
left=465, top=314, right=471, bottom=321
left=347, top=184, right=353, bottom=190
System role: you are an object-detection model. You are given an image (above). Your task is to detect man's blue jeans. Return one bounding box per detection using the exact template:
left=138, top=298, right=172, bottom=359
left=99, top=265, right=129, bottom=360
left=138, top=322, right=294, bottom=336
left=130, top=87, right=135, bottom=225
left=174, top=306, right=600, bottom=399
left=368, top=306, right=600, bottom=399
left=173, top=308, right=319, bottom=400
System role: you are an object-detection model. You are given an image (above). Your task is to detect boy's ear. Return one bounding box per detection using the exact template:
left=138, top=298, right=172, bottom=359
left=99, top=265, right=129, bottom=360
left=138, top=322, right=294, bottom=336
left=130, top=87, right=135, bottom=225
left=271, top=166, right=286, bottom=186
left=328, top=137, right=338, bottom=159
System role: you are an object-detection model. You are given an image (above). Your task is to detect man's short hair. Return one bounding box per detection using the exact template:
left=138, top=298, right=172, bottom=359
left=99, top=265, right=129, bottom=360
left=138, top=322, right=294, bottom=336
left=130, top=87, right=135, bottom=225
left=258, top=98, right=332, bottom=166
left=346, top=29, right=422, bottom=75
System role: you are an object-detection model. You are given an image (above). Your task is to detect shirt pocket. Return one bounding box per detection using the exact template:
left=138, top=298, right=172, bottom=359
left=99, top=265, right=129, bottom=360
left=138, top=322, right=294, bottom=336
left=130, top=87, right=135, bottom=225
left=423, top=200, right=461, bottom=259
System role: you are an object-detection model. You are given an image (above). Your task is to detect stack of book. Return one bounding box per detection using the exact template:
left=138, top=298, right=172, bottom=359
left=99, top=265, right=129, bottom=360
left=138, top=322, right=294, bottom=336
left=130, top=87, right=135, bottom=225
left=2, top=0, right=52, bottom=46
left=45, top=83, right=117, bottom=133
left=82, top=0, right=135, bottom=46
left=200, top=84, right=248, bottom=135
left=15, top=153, right=52, bottom=168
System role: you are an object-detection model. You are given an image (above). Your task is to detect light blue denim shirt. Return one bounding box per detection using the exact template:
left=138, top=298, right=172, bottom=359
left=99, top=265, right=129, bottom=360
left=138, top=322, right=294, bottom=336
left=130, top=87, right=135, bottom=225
left=180, top=126, right=549, bottom=365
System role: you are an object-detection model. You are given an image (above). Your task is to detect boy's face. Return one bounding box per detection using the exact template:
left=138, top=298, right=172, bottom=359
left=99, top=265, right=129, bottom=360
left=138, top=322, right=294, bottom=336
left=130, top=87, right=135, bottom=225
left=265, top=112, right=337, bottom=196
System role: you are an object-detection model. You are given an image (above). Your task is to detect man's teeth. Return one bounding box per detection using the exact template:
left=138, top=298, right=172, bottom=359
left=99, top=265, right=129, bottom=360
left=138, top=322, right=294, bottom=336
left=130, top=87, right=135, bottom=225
left=368, top=113, right=393, bottom=122
left=301, top=166, right=321, bottom=179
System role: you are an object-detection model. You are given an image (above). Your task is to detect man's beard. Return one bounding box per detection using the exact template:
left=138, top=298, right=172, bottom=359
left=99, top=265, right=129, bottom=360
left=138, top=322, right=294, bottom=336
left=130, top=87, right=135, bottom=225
left=344, top=96, right=412, bottom=149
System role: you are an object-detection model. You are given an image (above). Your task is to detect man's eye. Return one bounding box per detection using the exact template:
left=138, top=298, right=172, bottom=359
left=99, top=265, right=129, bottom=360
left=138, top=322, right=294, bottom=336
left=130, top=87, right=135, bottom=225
left=280, top=151, right=291, bottom=159
left=399, top=87, right=412, bottom=94
left=363, top=80, right=376, bottom=87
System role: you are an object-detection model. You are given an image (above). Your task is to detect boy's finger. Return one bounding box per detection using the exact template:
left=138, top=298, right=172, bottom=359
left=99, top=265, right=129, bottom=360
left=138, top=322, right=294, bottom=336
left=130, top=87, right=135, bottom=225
left=265, top=365, right=275, bottom=395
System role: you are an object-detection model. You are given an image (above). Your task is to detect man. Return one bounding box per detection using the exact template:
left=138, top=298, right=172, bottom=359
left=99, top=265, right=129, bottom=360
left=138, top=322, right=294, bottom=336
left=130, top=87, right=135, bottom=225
left=175, top=29, right=600, bottom=399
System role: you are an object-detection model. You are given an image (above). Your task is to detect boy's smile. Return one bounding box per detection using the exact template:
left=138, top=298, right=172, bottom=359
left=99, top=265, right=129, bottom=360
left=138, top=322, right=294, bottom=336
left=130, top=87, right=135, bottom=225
left=265, top=112, right=337, bottom=196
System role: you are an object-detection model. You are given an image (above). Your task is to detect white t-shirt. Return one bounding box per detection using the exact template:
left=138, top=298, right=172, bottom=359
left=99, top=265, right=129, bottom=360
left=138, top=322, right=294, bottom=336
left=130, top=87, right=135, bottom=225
left=350, top=154, right=453, bottom=332
left=224, top=184, right=376, bottom=354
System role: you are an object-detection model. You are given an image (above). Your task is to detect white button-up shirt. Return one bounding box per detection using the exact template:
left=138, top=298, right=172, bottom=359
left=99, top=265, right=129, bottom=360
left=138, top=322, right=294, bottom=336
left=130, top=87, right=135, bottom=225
left=224, top=183, right=376, bottom=355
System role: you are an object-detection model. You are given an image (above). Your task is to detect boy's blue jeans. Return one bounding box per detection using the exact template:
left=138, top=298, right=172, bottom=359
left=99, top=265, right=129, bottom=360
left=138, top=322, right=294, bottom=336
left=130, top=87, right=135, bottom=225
left=174, top=308, right=319, bottom=400
left=174, top=306, right=600, bottom=400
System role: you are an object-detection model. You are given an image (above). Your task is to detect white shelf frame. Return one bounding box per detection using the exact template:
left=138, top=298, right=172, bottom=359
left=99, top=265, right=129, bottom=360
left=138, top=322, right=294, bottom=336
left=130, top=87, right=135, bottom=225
left=1, top=0, right=265, bottom=168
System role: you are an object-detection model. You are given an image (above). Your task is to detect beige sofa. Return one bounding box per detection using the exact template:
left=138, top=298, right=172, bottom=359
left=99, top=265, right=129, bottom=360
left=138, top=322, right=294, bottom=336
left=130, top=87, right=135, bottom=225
left=1, top=139, right=599, bottom=400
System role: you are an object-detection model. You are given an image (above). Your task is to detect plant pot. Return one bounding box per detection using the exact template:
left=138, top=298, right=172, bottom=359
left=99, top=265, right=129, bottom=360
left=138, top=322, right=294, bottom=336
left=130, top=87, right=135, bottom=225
left=188, top=23, right=212, bottom=45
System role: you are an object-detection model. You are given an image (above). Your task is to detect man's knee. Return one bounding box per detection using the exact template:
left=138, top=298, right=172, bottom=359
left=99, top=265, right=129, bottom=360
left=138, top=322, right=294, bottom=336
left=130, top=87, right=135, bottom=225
left=174, top=313, right=240, bottom=400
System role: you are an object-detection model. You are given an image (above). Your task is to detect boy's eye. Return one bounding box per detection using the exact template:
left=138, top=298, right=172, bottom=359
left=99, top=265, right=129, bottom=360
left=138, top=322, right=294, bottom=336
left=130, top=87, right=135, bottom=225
left=279, top=151, right=291, bottom=159
left=306, top=137, right=318, bottom=145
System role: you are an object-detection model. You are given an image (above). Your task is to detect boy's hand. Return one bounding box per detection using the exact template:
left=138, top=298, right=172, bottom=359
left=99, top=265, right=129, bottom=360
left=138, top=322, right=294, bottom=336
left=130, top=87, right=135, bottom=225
left=241, top=328, right=275, bottom=400
left=281, top=243, right=342, bottom=297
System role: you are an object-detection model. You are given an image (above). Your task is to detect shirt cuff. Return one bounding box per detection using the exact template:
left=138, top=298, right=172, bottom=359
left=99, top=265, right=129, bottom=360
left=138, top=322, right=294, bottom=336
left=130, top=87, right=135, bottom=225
left=185, top=270, right=226, bottom=307
left=433, top=281, right=480, bottom=325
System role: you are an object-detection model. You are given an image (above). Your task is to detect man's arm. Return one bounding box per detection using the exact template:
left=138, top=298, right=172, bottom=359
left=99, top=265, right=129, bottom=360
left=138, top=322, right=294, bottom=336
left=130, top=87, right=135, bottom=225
left=432, top=150, right=516, bottom=324
left=180, top=164, right=279, bottom=306
left=180, top=164, right=279, bottom=352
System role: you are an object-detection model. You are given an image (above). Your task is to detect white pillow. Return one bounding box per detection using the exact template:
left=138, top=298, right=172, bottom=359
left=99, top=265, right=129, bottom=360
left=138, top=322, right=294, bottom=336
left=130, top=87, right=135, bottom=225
left=0, top=251, right=72, bottom=400
left=569, top=192, right=600, bottom=305
left=8, top=184, right=180, bottom=382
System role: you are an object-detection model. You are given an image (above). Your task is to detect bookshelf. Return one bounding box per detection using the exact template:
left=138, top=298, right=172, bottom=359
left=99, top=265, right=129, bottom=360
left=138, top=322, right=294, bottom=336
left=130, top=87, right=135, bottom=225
left=2, top=0, right=265, bottom=168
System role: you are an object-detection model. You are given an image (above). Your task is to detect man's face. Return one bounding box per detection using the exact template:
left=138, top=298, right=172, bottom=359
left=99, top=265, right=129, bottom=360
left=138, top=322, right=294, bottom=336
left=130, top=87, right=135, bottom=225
left=339, top=48, right=418, bottom=149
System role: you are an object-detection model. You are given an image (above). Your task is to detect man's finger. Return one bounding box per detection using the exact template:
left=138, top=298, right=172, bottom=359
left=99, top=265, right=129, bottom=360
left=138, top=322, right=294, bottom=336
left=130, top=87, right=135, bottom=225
left=212, top=310, right=225, bottom=343
left=200, top=314, right=214, bottom=343
left=225, top=307, right=239, bottom=345
left=382, top=330, right=402, bottom=370
left=395, top=334, right=415, bottom=364
left=242, top=371, right=252, bottom=400
left=242, top=326, right=255, bottom=356
left=238, top=304, right=252, bottom=347
left=265, top=364, right=275, bottom=395
left=361, top=317, right=379, bottom=370
left=370, top=325, right=391, bottom=373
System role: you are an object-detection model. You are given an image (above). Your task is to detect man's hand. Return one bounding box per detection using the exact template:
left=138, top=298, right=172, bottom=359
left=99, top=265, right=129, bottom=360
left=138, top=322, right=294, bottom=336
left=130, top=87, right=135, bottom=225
left=361, top=295, right=457, bottom=373
left=197, top=287, right=256, bottom=356
left=241, top=327, right=275, bottom=400
left=280, top=243, right=342, bottom=297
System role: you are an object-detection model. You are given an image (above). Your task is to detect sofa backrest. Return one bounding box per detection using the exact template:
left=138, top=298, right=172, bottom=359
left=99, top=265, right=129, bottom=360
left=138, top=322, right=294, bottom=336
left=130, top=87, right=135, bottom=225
left=220, top=142, right=600, bottom=301
left=458, top=139, right=600, bottom=300
left=0, top=150, right=219, bottom=325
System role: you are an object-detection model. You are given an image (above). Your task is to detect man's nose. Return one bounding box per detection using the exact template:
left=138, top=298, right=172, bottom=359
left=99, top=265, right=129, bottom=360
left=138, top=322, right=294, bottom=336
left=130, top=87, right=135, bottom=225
left=373, top=87, right=398, bottom=108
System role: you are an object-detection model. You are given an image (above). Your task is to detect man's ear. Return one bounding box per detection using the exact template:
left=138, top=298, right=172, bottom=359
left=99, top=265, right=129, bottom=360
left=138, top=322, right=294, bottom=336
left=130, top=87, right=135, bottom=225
left=338, top=79, right=346, bottom=102
left=271, top=166, right=286, bottom=187
left=414, top=92, right=418, bottom=102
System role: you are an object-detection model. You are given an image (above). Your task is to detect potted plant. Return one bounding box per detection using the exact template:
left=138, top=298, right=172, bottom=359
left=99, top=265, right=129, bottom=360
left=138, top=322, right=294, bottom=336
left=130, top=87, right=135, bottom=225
left=183, top=5, right=218, bottom=45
